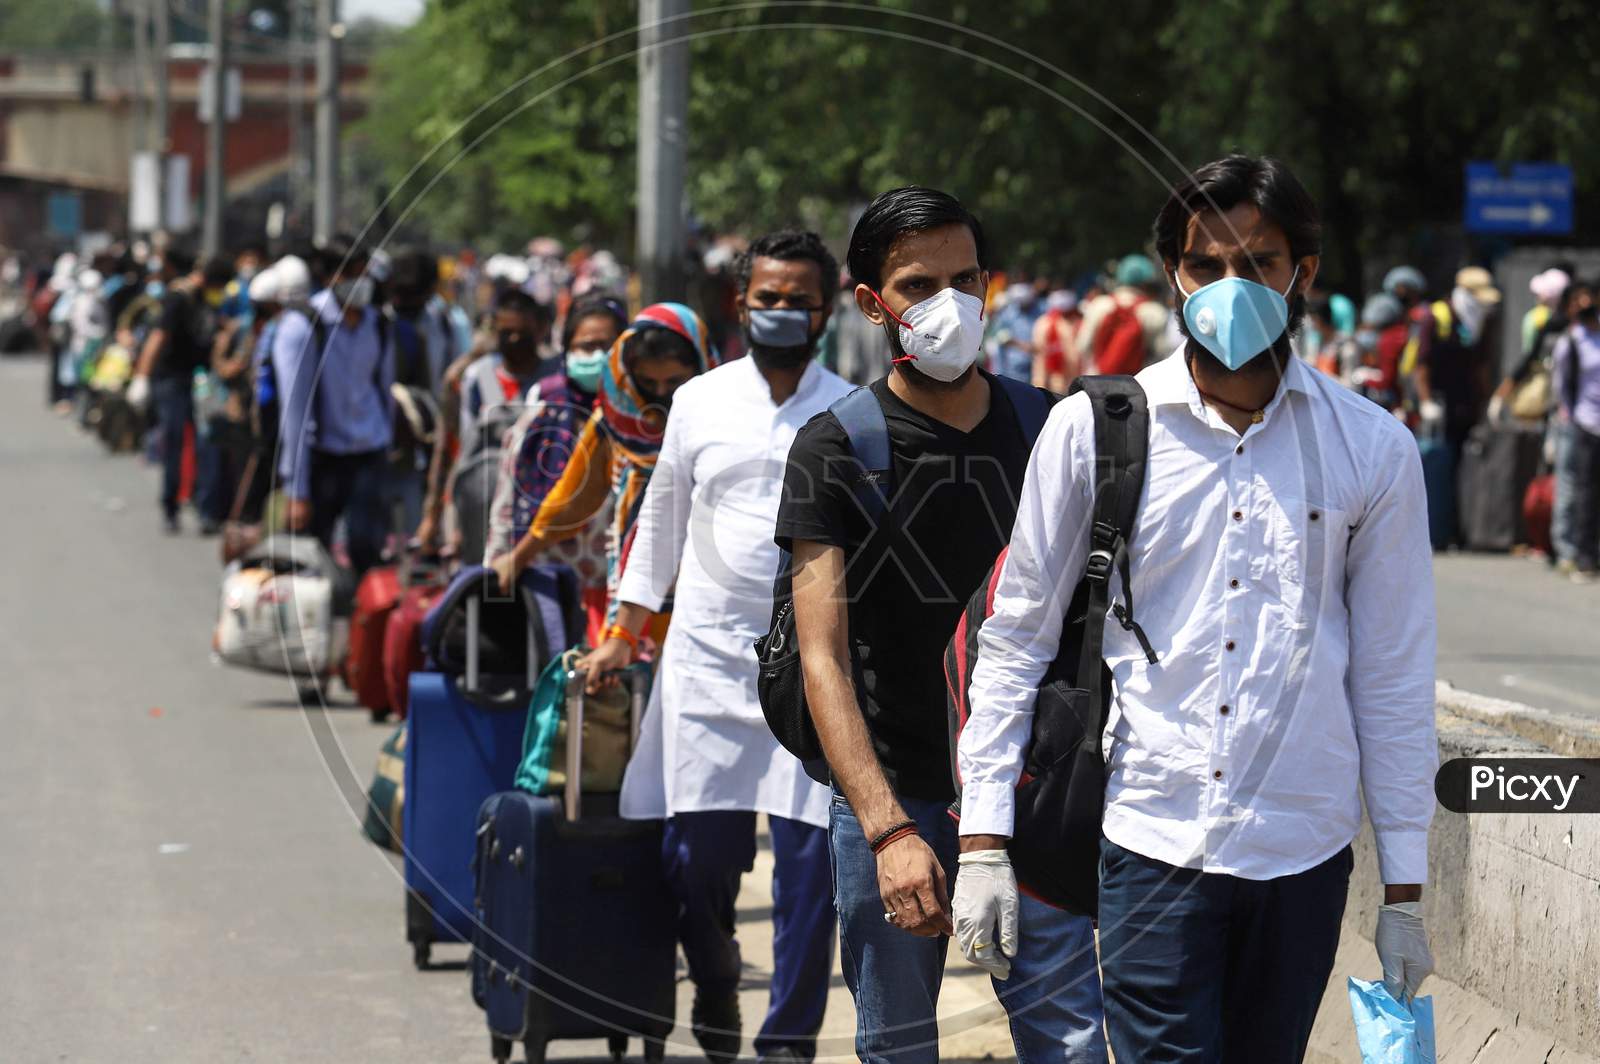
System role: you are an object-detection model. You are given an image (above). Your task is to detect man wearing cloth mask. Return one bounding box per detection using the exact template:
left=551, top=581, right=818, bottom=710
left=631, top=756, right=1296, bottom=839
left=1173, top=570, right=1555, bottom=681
left=775, top=188, right=1106, bottom=1064
left=274, top=235, right=395, bottom=573
left=580, top=231, right=851, bottom=1064
left=955, top=155, right=1439, bottom=1062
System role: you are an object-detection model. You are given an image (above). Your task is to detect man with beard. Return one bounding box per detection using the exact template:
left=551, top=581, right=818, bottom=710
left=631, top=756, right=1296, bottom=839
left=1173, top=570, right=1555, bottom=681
left=954, top=155, right=1439, bottom=1063
left=776, top=187, right=1106, bottom=1064
left=579, top=230, right=851, bottom=1064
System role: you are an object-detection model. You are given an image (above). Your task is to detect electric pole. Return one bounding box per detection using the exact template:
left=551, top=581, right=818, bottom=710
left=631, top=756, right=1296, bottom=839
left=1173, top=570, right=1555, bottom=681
left=153, top=0, right=171, bottom=232
left=313, top=0, right=341, bottom=245
left=202, top=0, right=228, bottom=256
left=288, top=0, right=305, bottom=214
left=636, top=0, right=689, bottom=304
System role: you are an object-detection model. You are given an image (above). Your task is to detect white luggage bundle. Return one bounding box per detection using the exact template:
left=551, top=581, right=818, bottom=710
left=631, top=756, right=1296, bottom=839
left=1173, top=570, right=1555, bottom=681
left=213, top=536, right=351, bottom=680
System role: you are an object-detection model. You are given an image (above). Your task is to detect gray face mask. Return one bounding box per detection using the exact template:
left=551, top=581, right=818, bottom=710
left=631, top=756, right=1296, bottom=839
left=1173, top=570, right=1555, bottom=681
left=333, top=276, right=374, bottom=309
left=744, top=307, right=818, bottom=370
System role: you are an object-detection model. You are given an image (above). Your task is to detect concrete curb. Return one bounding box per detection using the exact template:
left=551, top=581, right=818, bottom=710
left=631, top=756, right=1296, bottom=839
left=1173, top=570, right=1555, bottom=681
left=1436, top=680, right=1600, bottom=758
left=1305, top=697, right=1600, bottom=1063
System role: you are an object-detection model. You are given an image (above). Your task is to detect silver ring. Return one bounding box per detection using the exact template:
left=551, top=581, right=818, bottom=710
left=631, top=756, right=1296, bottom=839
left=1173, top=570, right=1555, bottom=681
left=883, top=911, right=897, bottom=923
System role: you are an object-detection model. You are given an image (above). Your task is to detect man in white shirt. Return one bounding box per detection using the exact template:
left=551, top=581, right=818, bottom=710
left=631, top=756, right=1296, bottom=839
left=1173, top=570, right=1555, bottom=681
left=953, top=154, right=1439, bottom=1062
left=578, top=231, right=853, bottom=1064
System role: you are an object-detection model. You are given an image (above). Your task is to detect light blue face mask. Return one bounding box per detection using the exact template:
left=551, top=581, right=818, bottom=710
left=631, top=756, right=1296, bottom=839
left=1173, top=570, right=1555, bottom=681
left=565, top=348, right=609, bottom=392
left=746, top=307, right=814, bottom=348
left=1176, top=267, right=1298, bottom=371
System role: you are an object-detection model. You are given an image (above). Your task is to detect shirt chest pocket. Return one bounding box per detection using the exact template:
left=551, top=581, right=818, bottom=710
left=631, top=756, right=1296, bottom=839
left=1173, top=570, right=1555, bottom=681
left=1250, top=495, right=1349, bottom=628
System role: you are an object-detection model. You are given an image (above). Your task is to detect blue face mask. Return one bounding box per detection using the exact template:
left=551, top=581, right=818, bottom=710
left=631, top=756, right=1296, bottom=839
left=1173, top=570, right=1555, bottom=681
left=565, top=348, right=609, bottom=392
left=746, top=307, right=814, bottom=348
left=1176, top=267, right=1298, bottom=371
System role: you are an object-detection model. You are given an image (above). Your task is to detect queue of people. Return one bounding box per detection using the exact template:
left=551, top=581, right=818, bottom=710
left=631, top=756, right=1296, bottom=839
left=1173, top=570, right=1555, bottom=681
left=34, top=152, right=1454, bottom=1064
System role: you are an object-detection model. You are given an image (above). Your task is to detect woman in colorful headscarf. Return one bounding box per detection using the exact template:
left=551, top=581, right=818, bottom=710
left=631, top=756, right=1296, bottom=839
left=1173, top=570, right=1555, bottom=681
left=490, top=302, right=717, bottom=638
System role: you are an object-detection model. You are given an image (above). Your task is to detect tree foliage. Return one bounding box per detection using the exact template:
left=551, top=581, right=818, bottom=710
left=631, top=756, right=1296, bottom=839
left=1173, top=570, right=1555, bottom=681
left=360, top=0, right=1600, bottom=283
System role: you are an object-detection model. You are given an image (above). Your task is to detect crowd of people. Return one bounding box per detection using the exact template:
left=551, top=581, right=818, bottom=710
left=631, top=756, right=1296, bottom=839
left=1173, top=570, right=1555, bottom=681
left=16, top=149, right=1588, bottom=1064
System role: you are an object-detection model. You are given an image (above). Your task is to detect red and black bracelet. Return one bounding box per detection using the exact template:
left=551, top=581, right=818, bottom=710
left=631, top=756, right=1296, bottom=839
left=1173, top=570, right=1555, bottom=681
left=869, top=819, right=919, bottom=854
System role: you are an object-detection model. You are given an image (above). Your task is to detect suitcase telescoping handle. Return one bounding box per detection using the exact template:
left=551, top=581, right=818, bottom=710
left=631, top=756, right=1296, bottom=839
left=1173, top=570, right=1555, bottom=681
left=462, top=588, right=542, bottom=695
left=563, top=669, right=645, bottom=822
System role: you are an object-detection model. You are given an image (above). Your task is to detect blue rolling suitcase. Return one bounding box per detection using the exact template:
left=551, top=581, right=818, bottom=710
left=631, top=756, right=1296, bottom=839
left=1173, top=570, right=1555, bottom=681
left=403, top=564, right=580, bottom=969
left=472, top=669, right=675, bottom=1064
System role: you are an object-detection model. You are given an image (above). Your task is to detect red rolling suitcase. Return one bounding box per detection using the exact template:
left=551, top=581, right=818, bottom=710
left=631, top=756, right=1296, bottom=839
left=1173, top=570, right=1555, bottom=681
left=381, top=553, right=449, bottom=721
left=346, top=566, right=402, bottom=721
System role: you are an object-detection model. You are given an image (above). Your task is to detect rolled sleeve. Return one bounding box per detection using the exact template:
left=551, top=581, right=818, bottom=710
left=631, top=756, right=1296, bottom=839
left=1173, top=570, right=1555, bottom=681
left=958, top=395, right=1094, bottom=835
left=1346, top=422, right=1439, bottom=885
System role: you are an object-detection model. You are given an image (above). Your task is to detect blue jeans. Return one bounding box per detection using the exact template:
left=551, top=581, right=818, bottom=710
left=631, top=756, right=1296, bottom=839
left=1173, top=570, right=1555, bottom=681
left=829, top=792, right=1106, bottom=1064
left=1554, top=420, right=1600, bottom=569
left=662, top=811, right=835, bottom=1061
left=151, top=376, right=193, bottom=520
left=1097, top=838, right=1351, bottom=1063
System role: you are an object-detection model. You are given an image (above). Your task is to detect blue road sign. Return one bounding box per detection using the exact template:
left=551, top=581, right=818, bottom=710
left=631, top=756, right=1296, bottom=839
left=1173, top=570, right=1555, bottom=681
left=1464, top=162, right=1573, bottom=235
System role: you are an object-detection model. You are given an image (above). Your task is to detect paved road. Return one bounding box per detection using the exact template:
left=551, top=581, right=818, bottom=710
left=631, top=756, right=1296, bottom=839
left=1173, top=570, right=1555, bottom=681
left=3, top=352, right=1596, bottom=1062
left=1434, top=552, right=1600, bottom=720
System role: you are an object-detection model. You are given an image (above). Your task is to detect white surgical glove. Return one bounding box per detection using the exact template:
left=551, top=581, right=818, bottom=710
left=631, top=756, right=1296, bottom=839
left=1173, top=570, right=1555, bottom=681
left=1487, top=394, right=1507, bottom=424
left=126, top=374, right=150, bottom=413
left=1375, top=901, right=1434, bottom=1003
left=1418, top=398, right=1445, bottom=430
left=953, top=849, right=1019, bottom=980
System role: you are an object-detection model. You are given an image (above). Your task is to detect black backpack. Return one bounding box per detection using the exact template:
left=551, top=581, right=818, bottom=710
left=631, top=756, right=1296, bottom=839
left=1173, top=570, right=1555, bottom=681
left=945, top=375, right=1152, bottom=917
left=755, top=375, right=1051, bottom=785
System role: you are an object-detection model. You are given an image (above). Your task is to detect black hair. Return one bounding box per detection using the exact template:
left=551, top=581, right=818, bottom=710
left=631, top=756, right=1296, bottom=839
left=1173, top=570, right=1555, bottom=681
left=164, top=245, right=197, bottom=276
left=235, top=242, right=267, bottom=261
left=312, top=232, right=366, bottom=282
left=623, top=324, right=698, bottom=370
left=846, top=186, right=987, bottom=290
left=1153, top=154, right=1322, bottom=268
left=201, top=256, right=236, bottom=291
left=388, top=246, right=438, bottom=294
left=562, top=291, right=628, bottom=350
left=735, top=229, right=838, bottom=300
left=494, top=286, right=553, bottom=322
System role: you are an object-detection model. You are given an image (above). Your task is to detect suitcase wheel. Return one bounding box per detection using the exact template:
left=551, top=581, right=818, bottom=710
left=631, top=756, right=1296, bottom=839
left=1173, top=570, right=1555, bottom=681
left=369, top=705, right=390, bottom=724
left=608, top=1035, right=627, bottom=1061
left=490, top=1035, right=512, bottom=1064
left=643, top=1036, right=665, bottom=1063
left=412, top=939, right=431, bottom=970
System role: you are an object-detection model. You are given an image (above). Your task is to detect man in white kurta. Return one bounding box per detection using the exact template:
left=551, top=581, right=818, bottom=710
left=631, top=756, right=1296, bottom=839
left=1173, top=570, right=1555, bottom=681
left=581, top=232, right=853, bottom=1064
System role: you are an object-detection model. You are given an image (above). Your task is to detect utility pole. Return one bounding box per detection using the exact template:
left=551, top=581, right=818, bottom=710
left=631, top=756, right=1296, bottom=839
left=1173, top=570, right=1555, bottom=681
left=153, top=0, right=171, bottom=232
left=288, top=0, right=305, bottom=214
left=131, top=0, right=149, bottom=157
left=635, top=0, right=689, bottom=303
left=313, top=0, right=341, bottom=245
left=202, top=0, right=228, bottom=256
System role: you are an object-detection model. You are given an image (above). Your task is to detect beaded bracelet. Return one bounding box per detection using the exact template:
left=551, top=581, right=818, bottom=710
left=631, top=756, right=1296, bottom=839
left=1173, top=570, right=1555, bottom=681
left=869, top=819, right=920, bottom=855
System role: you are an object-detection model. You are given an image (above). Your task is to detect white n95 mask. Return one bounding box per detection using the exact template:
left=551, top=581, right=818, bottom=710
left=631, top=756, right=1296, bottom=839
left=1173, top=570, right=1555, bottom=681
left=873, top=287, right=987, bottom=382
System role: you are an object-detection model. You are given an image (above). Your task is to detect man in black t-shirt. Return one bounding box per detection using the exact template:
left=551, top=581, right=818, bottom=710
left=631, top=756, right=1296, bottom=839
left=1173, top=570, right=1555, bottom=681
left=774, top=187, right=1106, bottom=1063
left=132, top=247, right=227, bottom=533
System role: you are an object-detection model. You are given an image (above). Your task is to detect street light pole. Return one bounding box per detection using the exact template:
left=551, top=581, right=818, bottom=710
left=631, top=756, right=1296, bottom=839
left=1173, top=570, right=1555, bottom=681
left=202, top=0, right=228, bottom=257
left=636, top=0, right=689, bottom=304
left=153, top=0, right=171, bottom=232
left=313, top=0, right=341, bottom=245
left=288, top=0, right=304, bottom=214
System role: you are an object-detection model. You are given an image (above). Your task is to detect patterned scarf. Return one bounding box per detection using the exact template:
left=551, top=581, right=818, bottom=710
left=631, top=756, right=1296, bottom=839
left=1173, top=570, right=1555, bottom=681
left=597, top=302, right=718, bottom=468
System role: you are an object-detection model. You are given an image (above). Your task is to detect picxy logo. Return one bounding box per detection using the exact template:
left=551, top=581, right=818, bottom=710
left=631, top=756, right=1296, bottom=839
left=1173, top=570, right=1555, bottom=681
left=1436, top=758, right=1598, bottom=814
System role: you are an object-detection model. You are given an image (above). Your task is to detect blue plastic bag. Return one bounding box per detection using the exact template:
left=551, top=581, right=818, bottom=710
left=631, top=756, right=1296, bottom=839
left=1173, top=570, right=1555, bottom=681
left=1348, top=977, right=1436, bottom=1064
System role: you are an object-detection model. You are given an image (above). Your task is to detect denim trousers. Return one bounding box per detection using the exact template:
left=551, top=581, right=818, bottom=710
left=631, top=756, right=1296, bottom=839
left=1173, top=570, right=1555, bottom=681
left=1553, top=420, right=1600, bottom=569
left=829, top=791, right=1107, bottom=1063
left=1097, top=838, right=1352, bottom=1064
left=151, top=376, right=193, bottom=520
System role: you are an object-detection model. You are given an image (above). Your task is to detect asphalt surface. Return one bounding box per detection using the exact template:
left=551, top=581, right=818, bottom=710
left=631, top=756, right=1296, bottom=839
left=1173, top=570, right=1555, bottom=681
left=3, top=352, right=1597, bottom=1062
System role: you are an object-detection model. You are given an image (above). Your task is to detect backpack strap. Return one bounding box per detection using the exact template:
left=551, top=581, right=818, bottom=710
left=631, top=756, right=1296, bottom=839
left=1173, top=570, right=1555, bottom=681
left=829, top=385, right=893, bottom=521
left=1068, top=374, right=1155, bottom=736
left=994, top=375, right=1050, bottom=444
